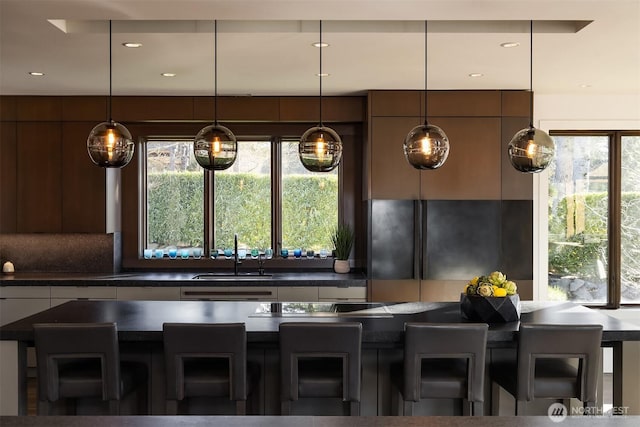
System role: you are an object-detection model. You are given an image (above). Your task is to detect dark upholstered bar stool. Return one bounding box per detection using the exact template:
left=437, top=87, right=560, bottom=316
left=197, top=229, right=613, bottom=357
left=34, top=322, right=147, bottom=415
left=163, top=323, right=256, bottom=415
left=391, top=322, right=489, bottom=416
left=279, top=322, right=362, bottom=416
left=491, top=323, right=603, bottom=415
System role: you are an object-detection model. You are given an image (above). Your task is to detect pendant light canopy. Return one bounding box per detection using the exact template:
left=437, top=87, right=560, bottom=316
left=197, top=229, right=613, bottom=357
left=403, top=20, right=449, bottom=170
left=299, top=21, right=343, bottom=173
left=194, top=20, right=237, bottom=171
left=508, top=21, right=555, bottom=173
left=87, top=20, right=134, bottom=168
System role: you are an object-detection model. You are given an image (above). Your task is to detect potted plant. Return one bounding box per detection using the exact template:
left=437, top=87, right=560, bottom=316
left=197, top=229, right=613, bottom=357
left=331, top=223, right=354, bottom=273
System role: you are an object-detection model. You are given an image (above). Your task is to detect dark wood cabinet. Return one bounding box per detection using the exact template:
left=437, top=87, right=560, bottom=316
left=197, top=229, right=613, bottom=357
left=0, top=121, right=17, bottom=232
left=61, top=122, right=106, bottom=232
left=16, top=122, right=63, bottom=232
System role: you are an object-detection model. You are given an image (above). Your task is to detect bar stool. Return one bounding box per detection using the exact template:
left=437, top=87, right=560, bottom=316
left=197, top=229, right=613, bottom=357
left=163, top=322, right=256, bottom=415
left=279, top=322, right=362, bottom=416
left=391, top=322, right=488, bottom=416
left=491, top=323, right=603, bottom=415
left=34, top=322, right=147, bottom=415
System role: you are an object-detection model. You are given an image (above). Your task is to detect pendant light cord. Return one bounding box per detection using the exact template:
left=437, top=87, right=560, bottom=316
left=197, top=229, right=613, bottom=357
left=529, top=20, right=534, bottom=128
left=423, top=20, right=428, bottom=126
left=108, top=20, right=113, bottom=122
left=319, top=20, right=323, bottom=126
left=214, top=19, right=218, bottom=126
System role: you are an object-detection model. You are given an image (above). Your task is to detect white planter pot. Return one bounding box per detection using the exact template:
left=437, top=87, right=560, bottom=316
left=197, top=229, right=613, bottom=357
left=334, top=259, right=350, bottom=274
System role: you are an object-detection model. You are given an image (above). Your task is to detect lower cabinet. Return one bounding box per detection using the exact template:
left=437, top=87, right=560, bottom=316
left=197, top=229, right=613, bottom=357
left=180, top=286, right=278, bottom=301
left=50, top=286, right=117, bottom=307
left=277, top=287, right=319, bottom=301
left=319, top=286, right=367, bottom=302
left=116, top=286, right=181, bottom=301
left=0, top=287, right=50, bottom=326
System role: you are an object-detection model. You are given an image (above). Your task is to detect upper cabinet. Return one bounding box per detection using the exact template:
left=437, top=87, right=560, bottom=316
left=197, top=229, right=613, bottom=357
left=366, top=90, right=532, bottom=201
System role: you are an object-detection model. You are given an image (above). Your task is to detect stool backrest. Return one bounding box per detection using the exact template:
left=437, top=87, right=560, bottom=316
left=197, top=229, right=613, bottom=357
left=163, top=322, right=247, bottom=401
left=403, top=322, right=488, bottom=402
left=517, top=323, right=603, bottom=402
left=34, top=322, right=120, bottom=402
left=279, top=322, right=362, bottom=402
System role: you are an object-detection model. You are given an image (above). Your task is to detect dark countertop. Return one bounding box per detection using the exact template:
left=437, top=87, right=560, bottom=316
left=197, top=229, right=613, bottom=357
left=0, top=271, right=367, bottom=287
left=2, top=300, right=639, bottom=344
left=0, top=416, right=636, bottom=427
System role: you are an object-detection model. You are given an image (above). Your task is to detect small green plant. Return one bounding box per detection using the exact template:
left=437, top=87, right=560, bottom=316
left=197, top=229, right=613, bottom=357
left=331, top=223, right=354, bottom=260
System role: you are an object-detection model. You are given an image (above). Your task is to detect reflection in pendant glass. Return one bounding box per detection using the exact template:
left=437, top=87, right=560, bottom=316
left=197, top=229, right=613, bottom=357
left=86, top=120, right=134, bottom=168
left=193, top=124, right=237, bottom=170
left=403, top=123, right=450, bottom=170
left=508, top=127, right=555, bottom=173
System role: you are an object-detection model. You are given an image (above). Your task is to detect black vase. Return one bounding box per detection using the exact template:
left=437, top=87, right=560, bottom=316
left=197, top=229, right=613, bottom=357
left=460, top=293, right=521, bottom=323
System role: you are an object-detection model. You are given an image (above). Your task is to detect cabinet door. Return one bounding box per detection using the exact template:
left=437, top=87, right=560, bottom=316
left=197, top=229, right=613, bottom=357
left=62, top=122, right=106, bottom=232
left=16, top=122, right=62, bottom=232
left=369, top=279, right=420, bottom=302
left=369, top=116, right=421, bottom=199
left=181, top=287, right=277, bottom=301
left=0, top=121, right=17, bottom=233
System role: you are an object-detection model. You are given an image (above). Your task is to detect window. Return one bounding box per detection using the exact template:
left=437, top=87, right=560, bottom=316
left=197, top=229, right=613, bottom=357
left=142, top=135, right=339, bottom=258
left=145, top=138, right=204, bottom=253
left=547, top=131, right=640, bottom=307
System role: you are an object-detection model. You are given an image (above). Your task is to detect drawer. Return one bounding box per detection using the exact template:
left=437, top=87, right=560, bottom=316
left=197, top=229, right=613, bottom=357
left=117, top=286, right=181, bottom=301
left=277, top=287, right=318, bottom=302
left=50, top=286, right=117, bottom=300
left=181, top=287, right=277, bottom=301
left=318, top=286, right=367, bottom=301
left=0, top=286, right=50, bottom=299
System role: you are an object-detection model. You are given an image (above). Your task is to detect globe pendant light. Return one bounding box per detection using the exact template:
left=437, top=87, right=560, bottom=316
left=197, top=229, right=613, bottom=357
left=87, top=20, right=134, bottom=168
left=403, top=20, right=449, bottom=170
left=299, top=20, right=343, bottom=172
left=508, top=21, right=555, bottom=173
left=194, top=20, right=237, bottom=171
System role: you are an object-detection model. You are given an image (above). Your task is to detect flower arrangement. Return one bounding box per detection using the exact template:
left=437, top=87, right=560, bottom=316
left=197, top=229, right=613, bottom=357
left=463, top=271, right=517, bottom=298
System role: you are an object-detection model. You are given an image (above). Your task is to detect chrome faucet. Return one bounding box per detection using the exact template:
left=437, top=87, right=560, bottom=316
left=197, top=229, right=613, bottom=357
left=234, top=233, right=241, bottom=276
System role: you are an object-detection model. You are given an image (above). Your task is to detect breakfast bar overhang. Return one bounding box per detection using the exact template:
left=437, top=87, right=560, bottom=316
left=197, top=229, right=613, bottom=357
left=1, top=300, right=639, bottom=416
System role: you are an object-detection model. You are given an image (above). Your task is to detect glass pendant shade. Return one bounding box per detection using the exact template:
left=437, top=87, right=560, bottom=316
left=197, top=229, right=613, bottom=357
left=194, top=124, right=237, bottom=170
left=299, top=126, right=343, bottom=172
left=508, top=127, right=555, bottom=173
left=86, top=120, right=134, bottom=168
left=403, top=123, right=450, bottom=170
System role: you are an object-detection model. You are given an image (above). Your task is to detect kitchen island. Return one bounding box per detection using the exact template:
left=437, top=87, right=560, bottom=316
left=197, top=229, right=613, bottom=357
left=1, top=300, right=639, bottom=416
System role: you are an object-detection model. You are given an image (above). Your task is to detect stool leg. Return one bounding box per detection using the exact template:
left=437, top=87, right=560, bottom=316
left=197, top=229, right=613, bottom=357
left=403, top=400, right=414, bottom=416
left=349, top=401, right=360, bottom=416
left=281, top=400, right=291, bottom=415
left=166, top=399, right=179, bottom=415
left=236, top=400, right=246, bottom=415
left=472, top=401, right=483, bottom=416
left=108, top=400, right=120, bottom=415
left=37, top=400, right=50, bottom=416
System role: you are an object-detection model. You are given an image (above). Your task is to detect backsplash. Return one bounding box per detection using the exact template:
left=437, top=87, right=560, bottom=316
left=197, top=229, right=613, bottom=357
left=0, top=233, right=120, bottom=273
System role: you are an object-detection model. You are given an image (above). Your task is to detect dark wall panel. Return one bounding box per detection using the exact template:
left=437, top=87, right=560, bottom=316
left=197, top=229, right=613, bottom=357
left=424, top=200, right=501, bottom=280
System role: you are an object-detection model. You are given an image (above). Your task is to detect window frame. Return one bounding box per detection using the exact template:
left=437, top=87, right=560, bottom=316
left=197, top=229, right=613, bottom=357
left=548, top=129, right=640, bottom=308
left=124, top=121, right=361, bottom=271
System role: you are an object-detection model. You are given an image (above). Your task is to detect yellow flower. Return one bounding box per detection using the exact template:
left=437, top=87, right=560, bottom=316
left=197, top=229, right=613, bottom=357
left=494, top=287, right=507, bottom=297
left=470, top=276, right=479, bottom=285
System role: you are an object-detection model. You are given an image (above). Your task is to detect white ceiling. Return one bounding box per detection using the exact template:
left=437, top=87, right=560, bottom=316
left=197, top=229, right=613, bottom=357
left=1, top=0, right=639, bottom=97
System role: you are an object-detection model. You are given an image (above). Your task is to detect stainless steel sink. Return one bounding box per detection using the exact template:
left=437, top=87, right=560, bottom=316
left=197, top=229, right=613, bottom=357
left=192, top=273, right=273, bottom=280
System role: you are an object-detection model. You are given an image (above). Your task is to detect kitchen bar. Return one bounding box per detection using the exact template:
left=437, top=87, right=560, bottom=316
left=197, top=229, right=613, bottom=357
left=2, top=299, right=639, bottom=416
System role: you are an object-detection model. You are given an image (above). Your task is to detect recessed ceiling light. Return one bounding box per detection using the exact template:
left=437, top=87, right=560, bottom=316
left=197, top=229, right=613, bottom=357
left=28, top=72, right=44, bottom=76
left=468, top=73, right=484, bottom=78
left=580, top=84, right=592, bottom=88
left=500, top=42, right=520, bottom=48
left=312, top=42, right=329, bottom=48
left=122, top=42, right=142, bottom=48
left=316, top=73, right=330, bottom=77
left=161, top=73, right=176, bottom=77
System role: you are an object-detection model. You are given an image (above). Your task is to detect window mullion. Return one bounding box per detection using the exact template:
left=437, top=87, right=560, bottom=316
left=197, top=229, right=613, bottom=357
left=272, top=137, right=282, bottom=253
left=610, top=132, right=622, bottom=307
